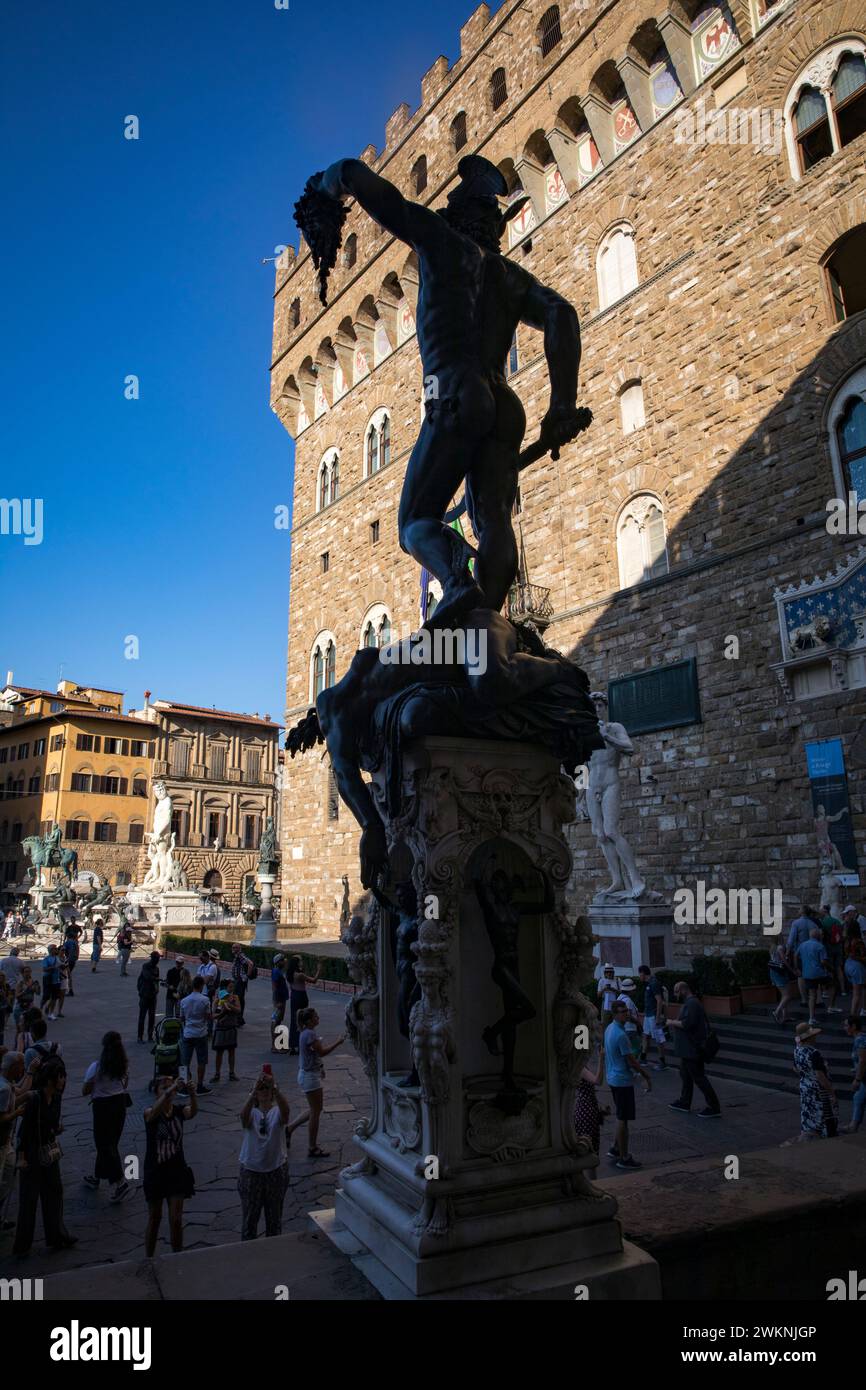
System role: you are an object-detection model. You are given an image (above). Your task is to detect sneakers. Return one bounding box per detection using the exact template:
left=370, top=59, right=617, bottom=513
left=669, top=1101, right=690, bottom=1113
left=110, top=1181, right=132, bottom=1203
left=615, top=1155, right=642, bottom=1170
left=196, top=1084, right=212, bottom=1095
left=652, top=1062, right=667, bottom=1072
left=697, top=1108, right=722, bottom=1119
left=82, top=1175, right=99, bottom=1190
left=606, top=1146, right=620, bottom=1159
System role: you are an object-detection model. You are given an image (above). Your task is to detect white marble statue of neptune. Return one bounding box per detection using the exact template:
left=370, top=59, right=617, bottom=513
left=142, top=779, right=176, bottom=891
left=586, top=692, right=646, bottom=900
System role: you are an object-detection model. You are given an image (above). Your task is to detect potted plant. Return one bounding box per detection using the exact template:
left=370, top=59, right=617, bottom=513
left=651, top=969, right=697, bottom=1021
left=692, top=955, right=742, bottom=1016
left=732, top=949, right=775, bottom=1006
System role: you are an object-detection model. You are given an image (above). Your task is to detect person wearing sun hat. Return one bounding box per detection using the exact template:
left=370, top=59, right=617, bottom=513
left=598, top=964, right=620, bottom=1028
left=616, top=979, right=641, bottom=1057
left=792, top=1020, right=838, bottom=1140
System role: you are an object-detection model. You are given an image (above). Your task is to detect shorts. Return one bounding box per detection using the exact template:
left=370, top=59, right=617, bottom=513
left=297, top=1069, right=323, bottom=1094
left=642, top=1014, right=666, bottom=1043
left=609, top=1085, right=636, bottom=1122
left=769, top=969, right=790, bottom=990
left=845, top=959, right=866, bottom=987
left=182, top=1036, right=208, bottom=1066
left=804, top=974, right=832, bottom=990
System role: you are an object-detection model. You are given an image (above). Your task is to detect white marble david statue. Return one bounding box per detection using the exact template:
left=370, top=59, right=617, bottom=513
left=586, top=691, right=646, bottom=900
left=142, top=778, right=176, bottom=892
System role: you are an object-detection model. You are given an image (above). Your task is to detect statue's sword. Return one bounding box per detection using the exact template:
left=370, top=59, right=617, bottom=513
left=517, top=406, right=593, bottom=472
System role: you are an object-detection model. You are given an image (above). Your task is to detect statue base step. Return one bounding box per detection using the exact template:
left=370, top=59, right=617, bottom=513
left=311, top=1206, right=659, bottom=1301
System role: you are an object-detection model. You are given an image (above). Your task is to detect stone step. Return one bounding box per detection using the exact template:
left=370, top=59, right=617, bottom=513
left=705, top=1000, right=858, bottom=1092
left=34, top=1225, right=379, bottom=1302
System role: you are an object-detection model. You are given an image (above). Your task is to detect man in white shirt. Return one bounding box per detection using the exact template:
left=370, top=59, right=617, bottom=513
left=0, top=946, right=25, bottom=988
left=180, top=977, right=212, bottom=1096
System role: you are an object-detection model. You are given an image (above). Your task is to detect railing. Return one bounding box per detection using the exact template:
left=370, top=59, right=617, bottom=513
left=507, top=580, right=554, bottom=625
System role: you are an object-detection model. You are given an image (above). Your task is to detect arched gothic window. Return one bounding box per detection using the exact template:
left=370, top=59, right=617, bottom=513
left=316, top=449, right=340, bottom=511
left=616, top=495, right=669, bottom=589
left=597, top=224, right=639, bottom=310
left=365, top=409, right=391, bottom=477
left=828, top=366, right=866, bottom=504
left=310, top=633, right=338, bottom=701
left=785, top=43, right=866, bottom=178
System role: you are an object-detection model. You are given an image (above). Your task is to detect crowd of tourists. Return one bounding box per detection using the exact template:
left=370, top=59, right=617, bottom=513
left=0, top=930, right=344, bottom=1261
left=577, top=905, right=866, bottom=1168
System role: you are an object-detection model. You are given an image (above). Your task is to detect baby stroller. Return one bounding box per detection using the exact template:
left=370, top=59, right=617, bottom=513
left=149, top=1017, right=183, bottom=1091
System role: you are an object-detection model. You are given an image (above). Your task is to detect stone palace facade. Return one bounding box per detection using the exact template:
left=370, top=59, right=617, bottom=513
left=270, top=0, right=866, bottom=953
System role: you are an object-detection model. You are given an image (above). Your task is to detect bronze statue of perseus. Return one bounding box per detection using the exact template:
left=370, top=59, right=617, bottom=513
left=295, top=153, right=591, bottom=625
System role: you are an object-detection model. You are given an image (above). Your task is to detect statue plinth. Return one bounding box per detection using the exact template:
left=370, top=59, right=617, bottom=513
left=588, top=897, right=675, bottom=978
left=316, top=736, right=659, bottom=1300
left=254, top=869, right=277, bottom=945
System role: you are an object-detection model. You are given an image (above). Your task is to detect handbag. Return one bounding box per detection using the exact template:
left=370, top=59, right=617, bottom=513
left=701, top=1029, right=721, bottom=1063
left=36, top=1100, right=62, bottom=1167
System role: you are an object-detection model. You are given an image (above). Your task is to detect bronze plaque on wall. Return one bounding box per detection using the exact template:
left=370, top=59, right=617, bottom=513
left=608, top=658, right=701, bottom=735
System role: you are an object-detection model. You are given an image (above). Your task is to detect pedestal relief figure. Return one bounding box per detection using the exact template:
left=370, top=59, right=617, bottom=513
left=372, top=879, right=421, bottom=1088
left=586, top=692, right=646, bottom=900
left=473, top=856, right=551, bottom=1100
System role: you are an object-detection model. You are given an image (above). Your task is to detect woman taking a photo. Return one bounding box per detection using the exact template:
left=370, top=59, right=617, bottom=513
left=143, top=1074, right=197, bottom=1257
left=293, top=1007, right=345, bottom=1158
left=287, top=955, right=321, bottom=1055
left=13, top=1058, right=77, bottom=1256
left=211, top=978, right=242, bottom=1083
left=238, top=1067, right=290, bottom=1239
left=82, top=1031, right=132, bottom=1203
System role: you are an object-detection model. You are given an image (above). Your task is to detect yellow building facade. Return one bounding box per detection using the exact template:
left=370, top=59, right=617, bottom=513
left=0, top=680, right=155, bottom=899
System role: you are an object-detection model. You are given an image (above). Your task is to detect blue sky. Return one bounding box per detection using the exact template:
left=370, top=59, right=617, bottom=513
left=1, top=0, right=501, bottom=728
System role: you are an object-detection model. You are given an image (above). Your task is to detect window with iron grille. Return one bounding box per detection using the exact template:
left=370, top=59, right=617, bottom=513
left=327, top=767, right=340, bottom=822
left=539, top=5, right=562, bottom=58
left=491, top=67, right=507, bottom=110
left=451, top=111, right=467, bottom=151
left=412, top=155, right=428, bottom=195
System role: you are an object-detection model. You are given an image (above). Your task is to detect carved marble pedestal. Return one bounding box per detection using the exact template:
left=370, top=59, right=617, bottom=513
left=589, top=899, right=674, bottom=978
left=317, top=736, right=659, bottom=1300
